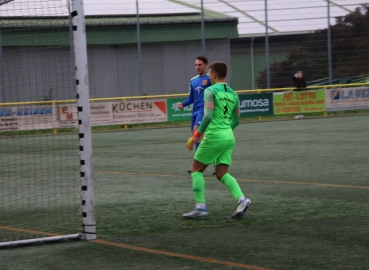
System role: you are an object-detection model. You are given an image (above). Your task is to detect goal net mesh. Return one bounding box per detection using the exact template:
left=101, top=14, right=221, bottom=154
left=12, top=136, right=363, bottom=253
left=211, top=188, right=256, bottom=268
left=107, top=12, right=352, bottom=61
left=0, top=0, right=81, bottom=244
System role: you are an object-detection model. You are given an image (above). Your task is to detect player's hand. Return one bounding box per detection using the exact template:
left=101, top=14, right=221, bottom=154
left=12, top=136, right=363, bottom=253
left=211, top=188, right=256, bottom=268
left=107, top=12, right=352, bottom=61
left=186, top=130, right=201, bottom=151
left=177, top=102, right=184, bottom=109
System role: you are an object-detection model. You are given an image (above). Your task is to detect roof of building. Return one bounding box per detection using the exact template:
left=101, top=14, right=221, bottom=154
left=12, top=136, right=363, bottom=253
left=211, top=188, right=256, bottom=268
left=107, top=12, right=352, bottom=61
left=0, top=0, right=236, bottom=28
left=0, top=0, right=365, bottom=36
left=0, top=1, right=239, bottom=46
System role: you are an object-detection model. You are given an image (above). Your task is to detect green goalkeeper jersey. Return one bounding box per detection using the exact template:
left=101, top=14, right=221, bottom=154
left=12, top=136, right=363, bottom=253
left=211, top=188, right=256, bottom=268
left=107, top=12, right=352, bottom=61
left=198, top=83, right=240, bottom=141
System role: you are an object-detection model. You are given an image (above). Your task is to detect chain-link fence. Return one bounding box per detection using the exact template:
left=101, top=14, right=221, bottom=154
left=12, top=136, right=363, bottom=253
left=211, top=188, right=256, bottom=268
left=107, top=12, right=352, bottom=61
left=0, top=0, right=368, bottom=101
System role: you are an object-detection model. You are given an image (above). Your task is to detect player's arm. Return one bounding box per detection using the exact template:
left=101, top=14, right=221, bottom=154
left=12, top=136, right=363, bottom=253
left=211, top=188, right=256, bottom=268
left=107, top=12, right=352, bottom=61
left=186, top=89, right=213, bottom=150
left=230, top=96, right=240, bottom=129
left=181, top=83, right=194, bottom=108
left=198, top=88, right=214, bottom=134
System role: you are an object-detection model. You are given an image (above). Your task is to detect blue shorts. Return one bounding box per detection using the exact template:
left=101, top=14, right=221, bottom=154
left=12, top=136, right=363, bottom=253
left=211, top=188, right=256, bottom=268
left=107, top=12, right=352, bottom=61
left=191, top=111, right=204, bottom=131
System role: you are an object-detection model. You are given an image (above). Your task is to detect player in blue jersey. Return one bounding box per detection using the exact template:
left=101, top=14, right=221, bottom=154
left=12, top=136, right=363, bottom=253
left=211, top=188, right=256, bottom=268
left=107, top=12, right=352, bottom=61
left=178, top=55, right=211, bottom=149
left=177, top=56, right=215, bottom=175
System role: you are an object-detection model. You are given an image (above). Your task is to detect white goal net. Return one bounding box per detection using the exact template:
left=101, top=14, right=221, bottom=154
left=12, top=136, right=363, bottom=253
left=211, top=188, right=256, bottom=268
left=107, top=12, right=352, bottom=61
left=0, top=0, right=95, bottom=247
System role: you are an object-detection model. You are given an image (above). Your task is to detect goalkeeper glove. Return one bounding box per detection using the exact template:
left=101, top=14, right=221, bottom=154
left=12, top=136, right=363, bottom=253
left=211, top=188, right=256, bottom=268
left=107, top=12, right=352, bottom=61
left=186, top=130, right=201, bottom=151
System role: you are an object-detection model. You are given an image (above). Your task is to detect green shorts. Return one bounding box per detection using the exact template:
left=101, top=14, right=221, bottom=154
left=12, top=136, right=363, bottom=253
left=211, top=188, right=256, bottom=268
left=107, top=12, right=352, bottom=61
left=194, top=137, right=235, bottom=166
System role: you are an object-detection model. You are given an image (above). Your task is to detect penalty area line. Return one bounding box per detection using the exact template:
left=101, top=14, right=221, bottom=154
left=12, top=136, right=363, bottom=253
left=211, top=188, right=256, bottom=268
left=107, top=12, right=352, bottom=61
left=0, top=218, right=272, bottom=269
left=237, top=179, right=369, bottom=190
left=92, top=238, right=273, bottom=270
left=0, top=225, right=60, bottom=237
left=94, top=170, right=369, bottom=190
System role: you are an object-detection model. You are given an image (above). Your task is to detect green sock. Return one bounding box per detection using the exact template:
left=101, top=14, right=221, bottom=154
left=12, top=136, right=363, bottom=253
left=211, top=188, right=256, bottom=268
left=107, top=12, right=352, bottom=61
left=191, top=172, right=205, bottom=203
left=221, top=173, right=244, bottom=201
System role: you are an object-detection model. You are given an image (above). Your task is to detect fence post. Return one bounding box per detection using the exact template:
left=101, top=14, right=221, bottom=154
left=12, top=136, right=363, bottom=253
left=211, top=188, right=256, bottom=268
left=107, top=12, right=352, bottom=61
left=0, top=27, right=6, bottom=103
left=323, top=86, right=328, bottom=117
left=53, top=101, right=57, bottom=134
left=258, top=90, right=262, bottom=121
left=250, top=37, right=255, bottom=90
left=136, top=0, right=144, bottom=96
left=201, top=0, right=206, bottom=56
left=327, top=0, right=333, bottom=84
left=264, top=0, right=270, bottom=89
left=123, top=98, right=128, bottom=130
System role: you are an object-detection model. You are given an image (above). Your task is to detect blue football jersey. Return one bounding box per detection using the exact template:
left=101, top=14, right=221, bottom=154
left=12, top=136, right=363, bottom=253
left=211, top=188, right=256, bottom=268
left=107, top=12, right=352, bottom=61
left=182, top=74, right=211, bottom=114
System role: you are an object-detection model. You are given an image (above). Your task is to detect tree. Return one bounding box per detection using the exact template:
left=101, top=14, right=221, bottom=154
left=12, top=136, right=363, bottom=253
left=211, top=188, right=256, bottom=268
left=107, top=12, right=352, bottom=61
left=257, top=4, right=369, bottom=88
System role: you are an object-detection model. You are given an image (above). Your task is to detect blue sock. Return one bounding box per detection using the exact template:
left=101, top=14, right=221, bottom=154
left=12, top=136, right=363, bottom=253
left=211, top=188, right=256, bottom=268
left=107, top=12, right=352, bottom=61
left=195, top=142, right=200, bottom=150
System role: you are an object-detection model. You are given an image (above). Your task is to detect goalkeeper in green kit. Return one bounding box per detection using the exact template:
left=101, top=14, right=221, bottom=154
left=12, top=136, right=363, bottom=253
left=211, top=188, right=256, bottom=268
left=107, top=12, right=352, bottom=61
left=183, top=61, right=252, bottom=219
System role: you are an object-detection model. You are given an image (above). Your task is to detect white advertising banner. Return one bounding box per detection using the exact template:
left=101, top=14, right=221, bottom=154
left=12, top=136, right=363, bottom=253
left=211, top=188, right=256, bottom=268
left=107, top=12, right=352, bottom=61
left=325, top=87, right=369, bottom=111
left=90, top=102, right=113, bottom=126
left=0, top=99, right=168, bottom=132
left=111, top=99, right=168, bottom=124
left=57, top=104, right=78, bottom=128
left=0, top=105, right=55, bottom=131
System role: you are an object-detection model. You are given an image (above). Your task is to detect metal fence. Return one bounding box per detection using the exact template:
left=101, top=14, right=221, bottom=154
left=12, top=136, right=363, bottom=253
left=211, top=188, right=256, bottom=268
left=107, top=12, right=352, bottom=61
left=0, top=0, right=368, bottom=102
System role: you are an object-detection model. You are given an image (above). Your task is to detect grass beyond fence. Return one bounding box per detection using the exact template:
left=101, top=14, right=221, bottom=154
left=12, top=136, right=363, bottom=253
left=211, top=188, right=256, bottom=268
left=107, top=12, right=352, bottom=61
left=1, top=115, right=369, bottom=270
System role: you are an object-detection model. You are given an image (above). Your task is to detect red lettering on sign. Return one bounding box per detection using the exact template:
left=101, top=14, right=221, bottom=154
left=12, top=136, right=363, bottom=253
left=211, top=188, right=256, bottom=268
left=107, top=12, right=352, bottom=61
left=296, top=92, right=316, bottom=100
left=283, top=93, right=293, bottom=101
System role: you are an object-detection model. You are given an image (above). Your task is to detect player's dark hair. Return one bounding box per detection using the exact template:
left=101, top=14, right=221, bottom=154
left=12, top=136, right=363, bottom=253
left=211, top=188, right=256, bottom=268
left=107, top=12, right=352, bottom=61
left=208, top=61, right=227, bottom=79
left=196, top=55, right=208, bottom=64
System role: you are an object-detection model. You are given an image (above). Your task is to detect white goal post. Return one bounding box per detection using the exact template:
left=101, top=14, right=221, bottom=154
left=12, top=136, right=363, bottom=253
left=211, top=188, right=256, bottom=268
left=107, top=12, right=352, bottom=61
left=0, top=0, right=95, bottom=247
left=72, top=0, right=96, bottom=241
